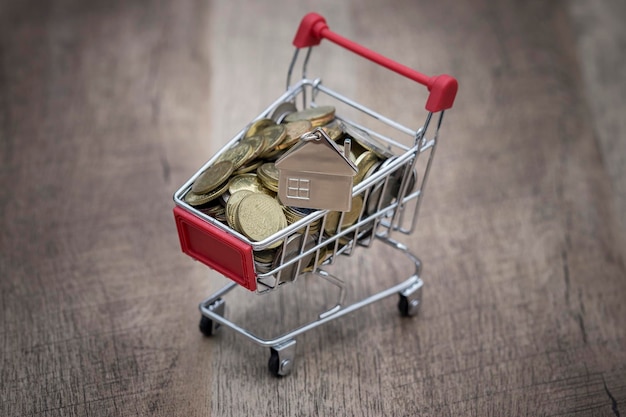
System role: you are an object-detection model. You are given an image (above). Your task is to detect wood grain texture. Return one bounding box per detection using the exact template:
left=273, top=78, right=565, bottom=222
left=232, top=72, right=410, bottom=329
left=568, top=0, right=626, bottom=259
left=1, top=0, right=625, bottom=416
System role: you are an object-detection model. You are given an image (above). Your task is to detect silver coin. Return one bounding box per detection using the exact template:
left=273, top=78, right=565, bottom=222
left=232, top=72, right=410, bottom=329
left=270, top=101, right=298, bottom=123
left=341, top=121, right=394, bottom=159
left=272, top=234, right=316, bottom=283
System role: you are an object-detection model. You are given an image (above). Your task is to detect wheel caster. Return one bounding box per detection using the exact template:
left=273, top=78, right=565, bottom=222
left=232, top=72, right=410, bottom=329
left=268, top=350, right=281, bottom=377
left=268, top=340, right=296, bottom=377
left=199, top=298, right=226, bottom=336
left=398, top=280, right=422, bottom=317
left=199, top=315, right=216, bottom=336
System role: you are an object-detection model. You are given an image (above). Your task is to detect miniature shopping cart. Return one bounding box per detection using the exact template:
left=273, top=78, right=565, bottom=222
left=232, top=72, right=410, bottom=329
left=173, top=12, right=457, bottom=376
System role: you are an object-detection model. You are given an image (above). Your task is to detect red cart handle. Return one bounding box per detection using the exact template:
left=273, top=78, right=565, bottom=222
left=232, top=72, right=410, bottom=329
left=293, top=12, right=458, bottom=112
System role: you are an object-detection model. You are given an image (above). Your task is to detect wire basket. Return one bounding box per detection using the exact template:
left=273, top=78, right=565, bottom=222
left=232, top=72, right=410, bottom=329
left=173, top=12, right=457, bottom=376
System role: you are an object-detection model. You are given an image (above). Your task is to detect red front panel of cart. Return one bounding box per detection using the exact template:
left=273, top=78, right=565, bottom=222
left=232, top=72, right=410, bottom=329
left=174, top=206, right=256, bottom=291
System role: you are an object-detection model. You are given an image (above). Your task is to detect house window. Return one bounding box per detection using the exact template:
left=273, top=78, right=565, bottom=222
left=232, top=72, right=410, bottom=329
left=287, top=177, right=310, bottom=200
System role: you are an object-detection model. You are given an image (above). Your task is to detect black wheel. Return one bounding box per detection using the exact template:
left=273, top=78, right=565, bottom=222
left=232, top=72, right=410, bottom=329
left=199, top=315, right=215, bottom=337
left=268, top=349, right=281, bottom=377
left=398, top=294, right=410, bottom=317
left=398, top=293, right=420, bottom=317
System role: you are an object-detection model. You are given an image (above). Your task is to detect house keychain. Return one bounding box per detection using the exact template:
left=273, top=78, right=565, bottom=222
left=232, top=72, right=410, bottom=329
left=275, top=127, right=358, bottom=212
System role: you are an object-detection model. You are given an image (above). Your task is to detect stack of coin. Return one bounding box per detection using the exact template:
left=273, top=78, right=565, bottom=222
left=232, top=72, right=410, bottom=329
left=283, top=206, right=321, bottom=234
left=235, top=135, right=266, bottom=174
left=278, top=119, right=313, bottom=150
left=254, top=249, right=277, bottom=274
left=256, top=162, right=280, bottom=192
left=184, top=160, right=234, bottom=207
left=271, top=234, right=317, bottom=282
left=215, top=143, right=254, bottom=170
left=244, top=118, right=276, bottom=139
left=229, top=173, right=273, bottom=196
left=184, top=101, right=419, bottom=281
left=235, top=193, right=288, bottom=248
left=198, top=204, right=227, bottom=223
left=353, top=151, right=381, bottom=185
left=225, top=190, right=253, bottom=231
left=284, top=105, right=336, bottom=127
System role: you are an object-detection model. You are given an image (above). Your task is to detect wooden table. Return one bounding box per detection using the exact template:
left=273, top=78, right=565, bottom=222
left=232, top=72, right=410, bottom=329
left=1, top=0, right=625, bottom=415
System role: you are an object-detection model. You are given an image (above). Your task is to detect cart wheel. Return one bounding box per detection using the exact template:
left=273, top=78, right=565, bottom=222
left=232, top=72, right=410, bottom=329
left=398, top=281, right=423, bottom=317
left=268, top=340, right=296, bottom=377
left=398, top=294, right=420, bottom=317
left=199, top=315, right=217, bottom=337
left=198, top=297, right=226, bottom=337
left=268, top=349, right=281, bottom=377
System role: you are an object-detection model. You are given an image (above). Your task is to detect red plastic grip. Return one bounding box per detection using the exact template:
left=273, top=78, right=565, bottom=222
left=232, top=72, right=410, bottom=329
left=174, top=206, right=256, bottom=291
left=292, top=12, right=458, bottom=112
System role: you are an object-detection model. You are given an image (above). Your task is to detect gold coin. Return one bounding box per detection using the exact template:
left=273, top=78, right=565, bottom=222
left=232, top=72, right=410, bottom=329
left=353, top=151, right=380, bottom=185
left=191, top=160, right=235, bottom=194
left=284, top=105, right=336, bottom=127
left=226, top=190, right=253, bottom=231
left=240, top=135, right=267, bottom=161
left=338, top=235, right=354, bottom=247
left=303, top=246, right=328, bottom=273
left=261, top=147, right=286, bottom=161
left=348, top=138, right=368, bottom=159
left=283, top=208, right=304, bottom=225
left=216, top=143, right=254, bottom=170
left=283, top=206, right=321, bottom=226
left=257, top=162, right=280, bottom=191
left=311, top=113, right=336, bottom=127
left=322, top=120, right=344, bottom=141
left=323, top=195, right=364, bottom=235
left=234, top=159, right=263, bottom=175
left=236, top=193, right=287, bottom=244
left=283, top=206, right=321, bottom=233
left=283, top=206, right=305, bottom=223
left=244, top=118, right=276, bottom=139
left=277, top=120, right=313, bottom=150
left=229, top=173, right=273, bottom=195
left=260, top=124, right=287, bottom=155
left=198, top=203, right=224, bottom=217
left=254, top=248, right=277, bottom=264
left=184, top=179, right=231, bottom=206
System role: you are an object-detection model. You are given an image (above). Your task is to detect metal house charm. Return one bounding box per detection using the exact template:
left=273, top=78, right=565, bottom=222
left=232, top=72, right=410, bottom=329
left=275, top=128, right=357, bottom=211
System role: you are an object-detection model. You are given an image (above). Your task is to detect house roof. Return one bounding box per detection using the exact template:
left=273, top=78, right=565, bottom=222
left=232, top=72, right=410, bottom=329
left=275, top=129, right=358, bottom=176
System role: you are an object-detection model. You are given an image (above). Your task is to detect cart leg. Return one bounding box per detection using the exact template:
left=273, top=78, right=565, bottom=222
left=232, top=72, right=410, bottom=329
left=199, top=297, right=226, bottom=336
left=398, top=280, right=423, bottom=317
left=268, top=339, right=296, bottom=377
left=314, top=269, right=346, bottom=319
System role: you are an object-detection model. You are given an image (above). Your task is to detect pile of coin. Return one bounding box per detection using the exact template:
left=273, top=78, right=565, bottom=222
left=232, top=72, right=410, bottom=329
left=184, top=102, right=413, bottom=281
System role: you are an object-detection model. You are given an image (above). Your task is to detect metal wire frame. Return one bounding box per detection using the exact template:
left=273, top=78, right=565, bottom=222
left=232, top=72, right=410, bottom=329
left=174, top=78, right=443, bottom=294
left=199, top=235, right=423, bottom=349
left=172, top=45, right=450, bottom=373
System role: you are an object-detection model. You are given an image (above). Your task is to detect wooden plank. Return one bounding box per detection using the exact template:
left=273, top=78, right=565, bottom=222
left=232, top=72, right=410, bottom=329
left=0, top=0, right=624, bottom=416
left=569, top=0, right=626, bottom=259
